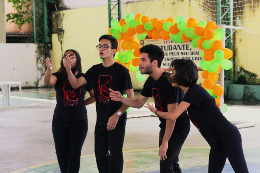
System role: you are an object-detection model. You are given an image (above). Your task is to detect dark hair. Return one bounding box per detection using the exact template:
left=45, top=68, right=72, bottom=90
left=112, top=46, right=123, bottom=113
left=139, top=44, right=164, bottom=67
left=58, top=49, right=82, bottom=75
left=99, top=35, right=118, bottom=49
left=168, top=59, right=198, bottom=87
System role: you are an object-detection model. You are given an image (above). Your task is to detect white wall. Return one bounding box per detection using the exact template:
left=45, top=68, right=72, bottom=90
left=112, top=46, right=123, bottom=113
left=0, top=44, right=46, bottom=87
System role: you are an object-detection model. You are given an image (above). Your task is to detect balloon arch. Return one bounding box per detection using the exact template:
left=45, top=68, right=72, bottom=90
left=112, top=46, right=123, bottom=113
left=107, top=13, right=232, bottom=112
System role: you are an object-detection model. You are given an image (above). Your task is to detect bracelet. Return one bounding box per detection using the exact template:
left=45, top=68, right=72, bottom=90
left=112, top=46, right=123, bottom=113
left=155, top=110, right=158, bottom=115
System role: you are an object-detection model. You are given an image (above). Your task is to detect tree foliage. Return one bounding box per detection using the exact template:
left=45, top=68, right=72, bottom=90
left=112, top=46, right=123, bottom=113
left=6, top=0, right=33, bottom=29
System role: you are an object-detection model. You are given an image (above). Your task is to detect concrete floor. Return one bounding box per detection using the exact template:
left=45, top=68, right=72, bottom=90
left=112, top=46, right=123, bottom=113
left=0, top=88, right=260, bottom=173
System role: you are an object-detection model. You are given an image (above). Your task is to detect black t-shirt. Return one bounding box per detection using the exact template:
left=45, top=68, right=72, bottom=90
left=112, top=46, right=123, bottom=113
left=52, top=72, right=93, bottom=122
left=83, top=62, right=133, bottom=122
left=183, top=84, right=239, bottom=147
left=141, top=72, right=190, bottom=131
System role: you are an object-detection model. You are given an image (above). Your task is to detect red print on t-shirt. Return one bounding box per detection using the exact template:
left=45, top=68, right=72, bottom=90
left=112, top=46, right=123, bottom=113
left=152, top=88, right=163, bottom=111
left=98, top=75, right=112, bottom=103
left=63, top=82, right=81, bottom=106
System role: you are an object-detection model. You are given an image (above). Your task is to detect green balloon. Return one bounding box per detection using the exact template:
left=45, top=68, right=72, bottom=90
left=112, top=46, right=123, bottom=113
left=212, top=94, right=217, bottom=98
left=163, top=22, right=173, bottom=32
left=125, top=13, right=134, bottom=18
left=119, top=55, right=129, bottom=63
left=130, top=63, right=138, bottom=71
left=169, top=33, right=176, bottom=42
left=114, top=52, right=119, bottom=61
left=200, top=60, right=208, bottom=70
left=129, top=20, right=140, bottom=29
left=177, top=21, right=187, bottom=31
left=126, top=51, right=135, bottom=60
left=223, top=103, right=228, bottom=113
left=175, top=16, right=186, bottom=23
left=137, top=32, right=146, bottom=40
left=112, top=30, right=121, bottom=39
left=191, top=36, right=201, bottom=48
left=219, top=59, right=232, bottom=70
left=185, top=28, right=196, bottom=38
left=121, top=24, right=129, bottom=33
left=202, top=40, right=213, bottom=50
left=201, top=50, right=204, bottom=59
left=111, top=20, right=120, bottom=30
left=125, top=16, right=134, bottom=24
left=214, top=50, right=224, bottom=61
left=205, top=89, right=213, bottom=96
left=110, top=28, right=116, bottom=34
left=118, top=51, right=126, bottom=59
left=198, top=21, right=207, bottom=28
left=213, top=28, right=225, bottom=41
left=175, top=31, right=183, bottom=43
left=136, top=70, right=145, bottom=81
left=207, top=60, right=219, bottom=73
left=144, top=22, right=153, bottom=30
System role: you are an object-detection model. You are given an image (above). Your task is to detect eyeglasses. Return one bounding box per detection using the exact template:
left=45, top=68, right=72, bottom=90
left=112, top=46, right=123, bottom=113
left=96, top=44, right=113, bottom=50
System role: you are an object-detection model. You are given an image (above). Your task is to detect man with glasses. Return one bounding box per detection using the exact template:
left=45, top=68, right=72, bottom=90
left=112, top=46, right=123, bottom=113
left=63, top=35, right=134, bottom=173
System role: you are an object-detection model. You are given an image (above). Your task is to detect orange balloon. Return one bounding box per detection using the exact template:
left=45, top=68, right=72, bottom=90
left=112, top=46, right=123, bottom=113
left=198, top=37, right=206, bottom=50
left=161, top=30, right=170, bottom=40
left=204, top=29, right=214, bottom=40
left=181, top=32, right=191, bottom=42
left=212, top=40, right=223, bottom=50
left=123, top=35, right=135, bottom=41
left=146, top=29, right=153, bottom=38
left=204, top=49, right=215, bottom=61
left=213, top=85, right=224, bottom=96
left=222, top=48, right=233, bottom=59
left=132, top=58, right=140, bottom=67
left=135, top=24, right=145, bottom=34
left=169, top=23, right=180, bottom=34
left=133, top=48, right=141, bottom=57
left=203, top=78, right=214, bottom=89
left=108, top=28, right=112, bottom=35
left=217, top=65, right=221, bottom=73
left=187, top=18, right=197, bottom=28
left=141, top=15, right=150, bottom=24
left=121, top=40, right=130, bottom=50
left=129, top=40, right=140, bottom=49
left=135, top=13, right=142, bottom=22
left=152, top=28, right=161, bottom=40
left=195, top=26, right=205, bottom=36
left=201, top=70, right=209, bottom=79
left=166, top=17, right=175, bottom=24
left=151, top=18, right=159, bottom=27
left=206, top=21, right=216, bottom=30
left=155, top=20, right=164, bottom=31
left=119, top=19, right=126, bottom=26
left=215, top=96, right=220, bottom=105
left=208, top=72, right=218, bottom=84
left=126, top=27, right=136, bottom=36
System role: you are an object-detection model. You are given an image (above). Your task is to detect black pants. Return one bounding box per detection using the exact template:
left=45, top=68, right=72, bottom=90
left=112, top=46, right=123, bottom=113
left=94, top=120, right=126, bottom=173
left=52, top=119, right=88, bottom=173
left=208, top=133, right=249, bottom=173
left=159, top=122, right=190, bottom=173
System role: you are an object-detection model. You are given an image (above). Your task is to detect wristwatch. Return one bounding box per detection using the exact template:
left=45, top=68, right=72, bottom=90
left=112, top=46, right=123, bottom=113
left=117, top=111, right=122, bottom=116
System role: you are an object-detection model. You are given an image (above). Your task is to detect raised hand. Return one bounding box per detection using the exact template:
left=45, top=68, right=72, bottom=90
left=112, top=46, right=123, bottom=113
left=45, top=57, right=52, bottom=71
left=109, top=88, right=123, bottom=102
left=63, top=55, right=72, bottom=71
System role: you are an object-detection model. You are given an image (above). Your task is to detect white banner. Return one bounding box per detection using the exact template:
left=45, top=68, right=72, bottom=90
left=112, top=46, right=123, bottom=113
left=141, top=39, right=202, bottom=69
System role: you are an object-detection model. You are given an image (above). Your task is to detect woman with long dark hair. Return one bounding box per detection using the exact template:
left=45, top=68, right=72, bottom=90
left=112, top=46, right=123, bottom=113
left=44, top=49, right=95, bottom=173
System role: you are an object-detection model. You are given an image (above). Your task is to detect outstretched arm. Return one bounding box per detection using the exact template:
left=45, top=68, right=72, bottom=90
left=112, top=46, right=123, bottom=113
left=109, top=88, right=149, bottom=108
left=159, top=103, right=177, bottom=161
left=145, top=101, right=190, bottom=121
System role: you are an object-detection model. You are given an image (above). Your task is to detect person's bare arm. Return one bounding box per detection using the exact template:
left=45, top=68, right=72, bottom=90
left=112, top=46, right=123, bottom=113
left=145, top=101, right=190, bottom=121
left=84, top=89, right=95, bottom=106
left=63, top=56, right=87, bottom=88
left=107, top=88, right=135, bottom=130
left=44, top=58, right=57, bottom=86
left=109, top=88, right=149, bottom=108
left=159, top=103, right=177, bottom=160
